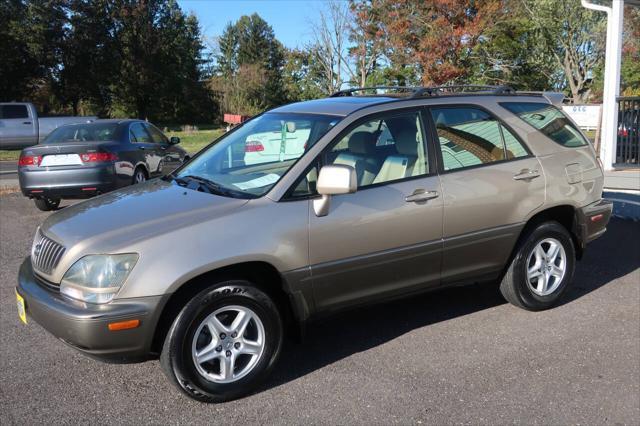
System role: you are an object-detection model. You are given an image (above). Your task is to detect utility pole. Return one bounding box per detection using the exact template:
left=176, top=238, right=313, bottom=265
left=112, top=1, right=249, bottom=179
left=581, top=0, right=624, bottom=171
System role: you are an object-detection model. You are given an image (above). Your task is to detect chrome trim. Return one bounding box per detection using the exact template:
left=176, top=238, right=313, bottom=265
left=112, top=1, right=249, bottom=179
left=31, top=230, right=65, bottom=275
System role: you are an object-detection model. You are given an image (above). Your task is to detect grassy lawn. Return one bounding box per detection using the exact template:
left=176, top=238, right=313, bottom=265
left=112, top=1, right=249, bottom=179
left=0, top=128, right=225, bottom=162
left=167, top=128, right=225, bottom=154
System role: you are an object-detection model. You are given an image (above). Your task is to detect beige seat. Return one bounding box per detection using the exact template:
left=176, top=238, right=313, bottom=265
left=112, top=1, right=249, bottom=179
left=373, top=128, right=421, bottom=184
left=334, top=131, right=380, bottom=186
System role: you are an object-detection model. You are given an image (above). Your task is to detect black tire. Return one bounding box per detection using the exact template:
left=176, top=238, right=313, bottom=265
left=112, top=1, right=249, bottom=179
left=34, top=198, right=60, bottom=211
left=132, top=167, right=147, bottom=184
left=499, top=221, right=576, bottom=311
left=160, top=280, right=283, bottom=403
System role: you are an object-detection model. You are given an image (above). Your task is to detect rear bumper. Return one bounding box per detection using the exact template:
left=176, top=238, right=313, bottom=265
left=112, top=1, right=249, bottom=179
left=574, top=198, right=613, bottom=249
left=16, top=257, right=169, bottom=363
left=19, top=163, right=119, bottom=199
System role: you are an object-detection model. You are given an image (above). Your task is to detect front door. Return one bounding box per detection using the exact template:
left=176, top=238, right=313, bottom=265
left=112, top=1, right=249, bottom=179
left=308, top=109, right=443, bottom=312
left=427, top=105, right=545, bottom=284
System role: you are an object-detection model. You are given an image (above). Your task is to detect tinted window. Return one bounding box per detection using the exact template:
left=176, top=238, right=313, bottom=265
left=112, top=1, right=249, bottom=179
left=431, top=107, right=528, bottom=171
left=501, top=102, right=588, bottom=147
left=130, top=123, right=152, bottom=143
left=43, top=123, right=119, bottom=143
left=145, top=123, right=168, bottom=144
left=1, top=105, right=29, bottom=119
left=326, top=111, right=429, bottom=188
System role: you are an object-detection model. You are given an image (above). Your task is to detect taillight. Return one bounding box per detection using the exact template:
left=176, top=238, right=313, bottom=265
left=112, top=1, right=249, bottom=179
left=18, top=155, right=41, bottom=166
left=245, top=141, right=264, bottom=152
left=80, top=152, right=118, bottom=163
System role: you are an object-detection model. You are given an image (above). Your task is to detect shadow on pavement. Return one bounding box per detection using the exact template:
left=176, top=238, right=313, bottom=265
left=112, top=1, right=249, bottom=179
left=262, top=218, right=640, bottom=391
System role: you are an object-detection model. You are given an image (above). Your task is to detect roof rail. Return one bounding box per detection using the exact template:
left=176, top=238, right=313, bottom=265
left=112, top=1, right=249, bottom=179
left=330, top=85, right=517, bottom=99
left=330, top=86, right=418, bottom=97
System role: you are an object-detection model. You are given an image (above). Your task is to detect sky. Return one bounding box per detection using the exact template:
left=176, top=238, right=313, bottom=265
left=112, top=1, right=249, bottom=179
left=177, top=0, right=325, bottom=49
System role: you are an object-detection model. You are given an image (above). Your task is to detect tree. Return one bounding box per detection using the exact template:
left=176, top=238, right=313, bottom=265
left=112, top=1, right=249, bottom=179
left=359, top=0, right=501, bottom=86
left=348, top=0, right=384, bottom=87
left=469, top=2, right=560, bottom=90
left=521, top=0, right=606, bottom=103
left=59, top=0, right=119, bottom=115
left=212, top=13, right=285, bottom=115
left=282, top=48, right=325, bottom=101
left=308, top=0, right=352, bottom=94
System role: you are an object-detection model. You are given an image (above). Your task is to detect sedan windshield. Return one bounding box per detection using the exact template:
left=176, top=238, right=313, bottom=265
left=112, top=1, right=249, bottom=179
left=44, top=123, right=119, bottom=143
left=174, top=113, right=340, bottom=198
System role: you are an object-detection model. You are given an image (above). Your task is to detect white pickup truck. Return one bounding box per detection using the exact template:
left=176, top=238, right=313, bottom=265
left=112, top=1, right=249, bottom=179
left=0, top=102, right=97, bottom=149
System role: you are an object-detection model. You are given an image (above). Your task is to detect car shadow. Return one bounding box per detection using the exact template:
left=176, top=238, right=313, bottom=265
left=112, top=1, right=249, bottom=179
left=260, top=218, right=640, bottom=392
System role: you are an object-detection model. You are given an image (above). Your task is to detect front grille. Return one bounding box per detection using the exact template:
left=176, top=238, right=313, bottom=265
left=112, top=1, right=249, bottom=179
left=31, top=231, right=65, bottom=275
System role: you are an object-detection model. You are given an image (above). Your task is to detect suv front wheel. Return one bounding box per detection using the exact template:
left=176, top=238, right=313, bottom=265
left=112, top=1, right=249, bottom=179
left=160, top=280, right=283, bottom=402
left=500, top=221, right=576, bottom=311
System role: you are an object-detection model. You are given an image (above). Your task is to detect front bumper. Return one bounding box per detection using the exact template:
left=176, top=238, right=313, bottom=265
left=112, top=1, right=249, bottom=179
left=574, top=198, right=613, bottom=249
left=16, top=257, right=169, bottom=363
left=19, top=163, right=120, bottom=199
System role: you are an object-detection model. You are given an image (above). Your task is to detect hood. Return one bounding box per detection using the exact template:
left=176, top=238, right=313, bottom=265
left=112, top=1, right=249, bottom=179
left=41, top=179, right=249, bottom=251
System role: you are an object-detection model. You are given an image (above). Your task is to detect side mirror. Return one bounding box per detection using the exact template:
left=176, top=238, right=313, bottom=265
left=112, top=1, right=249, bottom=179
left=169, top=136, right=180, bottom=145
left=313, top=164, right=357, bottom=217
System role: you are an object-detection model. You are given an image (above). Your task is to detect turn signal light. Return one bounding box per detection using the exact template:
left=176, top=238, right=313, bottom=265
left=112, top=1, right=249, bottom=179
left=107, top=319, right=140, bottom=331
left=81, top=152, right=118, bottom=163
left=18, top=155, right=41, bottom=166
left=590, top=214, right=604, bottom=223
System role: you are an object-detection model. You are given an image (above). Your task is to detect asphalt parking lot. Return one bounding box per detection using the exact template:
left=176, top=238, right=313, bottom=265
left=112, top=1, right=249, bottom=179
left=0, top=192, right=639, bottom=425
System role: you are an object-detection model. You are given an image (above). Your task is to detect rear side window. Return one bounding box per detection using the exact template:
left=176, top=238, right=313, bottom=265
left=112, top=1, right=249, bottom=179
left=501, top=102, right=588, bottom=148
left=430, top=107, right=529, bottom=171
left=1, top=105, right=29, bottom=119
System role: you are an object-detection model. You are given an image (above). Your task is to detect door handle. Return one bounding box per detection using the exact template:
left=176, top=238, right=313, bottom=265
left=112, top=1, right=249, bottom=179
left=138, top=146, right=146, bottom=150
left=513, top=169, right=540, bottom=181
left=23, top=121, right=31, bottom=125
left=405, top=189, right=439, bottom=203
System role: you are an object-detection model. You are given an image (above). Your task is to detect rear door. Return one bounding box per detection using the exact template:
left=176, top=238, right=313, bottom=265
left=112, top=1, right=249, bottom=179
left=145, top=123, right=181, bottom=171
left=306, top=108, right=443, bottom=312
left=427, top=105, right=545, bottom=285
left=0, top=104, right=36, bottom=148
left=129, top=122, right=161, bottom=175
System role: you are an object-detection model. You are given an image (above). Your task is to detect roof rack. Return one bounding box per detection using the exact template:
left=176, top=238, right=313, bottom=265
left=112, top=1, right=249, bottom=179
left=329, top=85, right=516, bottom=98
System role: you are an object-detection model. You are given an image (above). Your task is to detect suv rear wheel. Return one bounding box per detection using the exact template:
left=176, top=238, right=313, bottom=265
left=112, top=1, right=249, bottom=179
left=499, top=221, right=576, bottom=311
left=160, top=280, right=283, bottom=402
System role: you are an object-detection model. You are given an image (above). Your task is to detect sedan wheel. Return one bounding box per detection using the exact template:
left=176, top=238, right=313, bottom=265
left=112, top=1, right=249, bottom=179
left=133, top=168, right=146, bottom=184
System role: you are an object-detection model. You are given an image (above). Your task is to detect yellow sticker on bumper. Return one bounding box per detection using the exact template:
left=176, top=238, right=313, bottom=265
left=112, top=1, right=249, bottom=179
left=16, top=290, right=27, bottom=324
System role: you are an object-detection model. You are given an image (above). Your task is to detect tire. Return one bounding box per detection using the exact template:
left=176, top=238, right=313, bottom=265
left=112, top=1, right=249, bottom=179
left=160, top=280, right=283, bottom=403
left=34, top=198, right=60, bottom=212
left=132, top=167, right=147, bottom=184
left=499, top=221, right=576, bottom=311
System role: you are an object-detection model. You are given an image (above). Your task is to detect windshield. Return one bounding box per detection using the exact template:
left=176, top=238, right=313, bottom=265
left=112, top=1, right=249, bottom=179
left=174, top=113, right=340, bottom=198
left=44, top=123, right=119, bottom=143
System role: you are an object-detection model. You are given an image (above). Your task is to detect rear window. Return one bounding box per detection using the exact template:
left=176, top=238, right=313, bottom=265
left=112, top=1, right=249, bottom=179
left=43, top=123, right=119, bottom=143
left=501, top=102, right=588, bottom=147
left=1, top=105, right=29, bottom=119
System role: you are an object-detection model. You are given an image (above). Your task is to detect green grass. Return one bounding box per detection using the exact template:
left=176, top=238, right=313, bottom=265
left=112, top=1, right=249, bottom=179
left=0, top=128, right=225, bottom=162
left=167, top=128, right=225, bottom=154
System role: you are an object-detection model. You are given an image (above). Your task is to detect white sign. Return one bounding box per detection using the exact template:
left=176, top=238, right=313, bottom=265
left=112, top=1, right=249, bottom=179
left=562, top=104, right=601, bottom=130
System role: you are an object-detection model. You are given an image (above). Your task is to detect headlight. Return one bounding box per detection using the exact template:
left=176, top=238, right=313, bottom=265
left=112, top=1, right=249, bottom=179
left=60, top=254, right=138, bottom=304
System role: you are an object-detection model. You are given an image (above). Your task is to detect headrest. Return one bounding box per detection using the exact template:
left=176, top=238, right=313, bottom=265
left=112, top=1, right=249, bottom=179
left=348, top=131, right=376, bottom=155
left=394, top=128, right=418, bottom=156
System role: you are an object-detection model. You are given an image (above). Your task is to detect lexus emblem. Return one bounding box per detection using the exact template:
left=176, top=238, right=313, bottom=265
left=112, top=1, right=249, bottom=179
left=33, top=243, right=42, bottom=258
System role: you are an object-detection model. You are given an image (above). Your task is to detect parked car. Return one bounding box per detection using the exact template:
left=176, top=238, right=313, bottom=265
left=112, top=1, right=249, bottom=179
left=16, top=86, right=612, bottom=403
left=0, top=102, right=97, bottom=149
left=18, top=119, right=188, bottom=211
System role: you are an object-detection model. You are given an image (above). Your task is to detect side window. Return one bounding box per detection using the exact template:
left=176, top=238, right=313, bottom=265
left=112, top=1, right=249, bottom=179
left=430, top=107, right=525, bottom=171
left=130, top=123, right=152, bottom=143
left=501, top=102, right=588, bottom=147
left=145, top=123, right=168, bottom=144
left=1, top=105, right=29, bottom=119
left=326, top=111, right=429, bottom=188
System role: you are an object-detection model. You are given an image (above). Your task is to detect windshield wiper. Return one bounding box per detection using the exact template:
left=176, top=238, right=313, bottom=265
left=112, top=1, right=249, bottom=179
left=174, top=175, right=242, bottom=198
